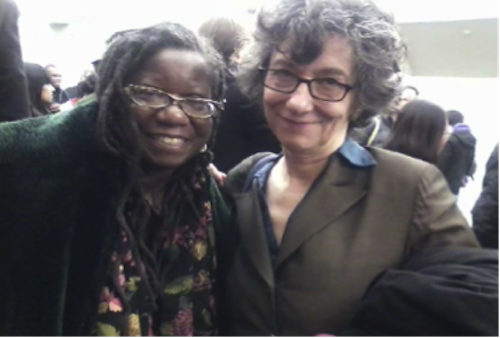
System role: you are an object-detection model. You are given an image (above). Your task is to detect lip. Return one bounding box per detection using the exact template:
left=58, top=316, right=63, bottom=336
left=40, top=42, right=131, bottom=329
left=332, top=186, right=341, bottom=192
left=147, top=134, right=191, bottom=151
left=150, top=133, right=188, bottom=140
left=279, top=115, right=322, bottom=125
left=274, top=114, right=324, bottom=134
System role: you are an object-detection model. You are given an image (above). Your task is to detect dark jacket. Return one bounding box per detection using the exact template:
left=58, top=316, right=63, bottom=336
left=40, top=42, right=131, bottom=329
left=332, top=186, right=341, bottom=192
left=224, top=147, right=478, bottom=336
left=65, top=85, right=79, bottom=99
left=0, top=0, right=30, bottom=122
left=348, top=115, right=393, bottom=147
left=438, top=124, right=477, bottom=195
left=340, top=248, right=498, bottom=336
left=0, top=100, right=230, bottom=335
left=472, top=144, right=499, bottom=249
left=53, top=86, right=70, bottom=104
left=212, top=72, right=281, bottom=172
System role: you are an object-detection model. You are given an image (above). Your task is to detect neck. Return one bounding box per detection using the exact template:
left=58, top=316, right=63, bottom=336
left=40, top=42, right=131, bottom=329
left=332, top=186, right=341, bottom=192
left=138, top=167, right=173, bottom=212
left=281, top=137, right=345, bottom=183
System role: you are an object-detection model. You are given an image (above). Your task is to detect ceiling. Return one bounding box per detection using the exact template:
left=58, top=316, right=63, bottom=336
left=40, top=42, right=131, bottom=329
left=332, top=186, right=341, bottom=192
left=399, top=18, right=498, bottom=78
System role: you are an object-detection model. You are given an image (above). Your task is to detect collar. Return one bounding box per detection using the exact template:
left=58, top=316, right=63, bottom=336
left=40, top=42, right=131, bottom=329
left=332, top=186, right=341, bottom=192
left=253, top=138, right=377, bottom=185
left=339, top=138, right=377, bottom=168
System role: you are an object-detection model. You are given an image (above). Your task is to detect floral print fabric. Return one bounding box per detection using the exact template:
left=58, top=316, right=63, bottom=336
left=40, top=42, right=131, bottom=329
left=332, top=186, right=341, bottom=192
left=96, top=199, right=217, bottom=336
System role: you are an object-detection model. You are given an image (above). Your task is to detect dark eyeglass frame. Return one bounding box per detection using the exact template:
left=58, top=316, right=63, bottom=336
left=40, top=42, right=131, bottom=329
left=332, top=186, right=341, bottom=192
left=258, top=67, right=356, bottom=102
left=124, top=84, right=224, bottom=119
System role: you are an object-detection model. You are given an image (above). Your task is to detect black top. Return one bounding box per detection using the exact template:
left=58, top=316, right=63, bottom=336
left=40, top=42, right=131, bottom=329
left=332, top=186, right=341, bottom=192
left=53, top=86, right=70, bottom=104
left=472, top=144, right=498, bottom=249
left=211, top=72, right=281, bottom=172
left=348, top=115, right=393, bottom=147
left=0, top=0, right=30, bottom=122
left=438, top=125, right=476, bottom=195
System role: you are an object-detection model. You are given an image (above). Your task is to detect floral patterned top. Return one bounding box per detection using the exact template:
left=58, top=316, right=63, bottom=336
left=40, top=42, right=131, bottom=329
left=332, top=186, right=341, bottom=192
left=95, top=195, right=218, bottom=336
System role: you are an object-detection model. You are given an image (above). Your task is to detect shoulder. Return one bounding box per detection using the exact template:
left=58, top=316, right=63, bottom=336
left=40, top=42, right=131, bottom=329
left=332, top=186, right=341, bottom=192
left=368, top=147, right=431, bottom=178
left=363, top=147, right=449, bottom=197
left=226, top=152, right=277, bottom=194
left=0, top=100, right=100, bottom=163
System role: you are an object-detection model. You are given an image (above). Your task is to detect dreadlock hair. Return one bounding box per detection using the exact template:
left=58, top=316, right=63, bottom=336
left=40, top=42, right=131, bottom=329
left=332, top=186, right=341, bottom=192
left=95, top=22, right=225, bottom=308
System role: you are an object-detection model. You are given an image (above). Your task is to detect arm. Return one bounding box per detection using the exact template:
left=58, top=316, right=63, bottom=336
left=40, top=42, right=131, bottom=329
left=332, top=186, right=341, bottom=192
left=472, top=145, right=499, bottom=248
left=0, top=0, right=30, bottom=122
left=437, top=139, right=456, bottom=188
left=408, top=164, right=479, bottom=255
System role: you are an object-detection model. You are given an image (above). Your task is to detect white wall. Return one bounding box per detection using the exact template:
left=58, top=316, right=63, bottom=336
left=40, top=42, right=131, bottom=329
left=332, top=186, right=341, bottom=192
left=14, top=0, right=255, bottom=87
left=14, top=0, right=498, bottom=86
left=408, top=76, right=499, bottom=222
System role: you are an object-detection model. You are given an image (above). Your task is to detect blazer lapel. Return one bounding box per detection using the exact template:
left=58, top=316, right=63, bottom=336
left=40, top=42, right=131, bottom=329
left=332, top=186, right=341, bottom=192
left=233, top=186, right=274, bottom=287
left=276, top=154, right=370, bottom=269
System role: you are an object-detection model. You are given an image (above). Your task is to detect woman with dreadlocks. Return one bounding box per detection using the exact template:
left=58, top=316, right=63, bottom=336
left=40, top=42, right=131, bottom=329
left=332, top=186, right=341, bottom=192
left=0, top=22, right=231, bottom=336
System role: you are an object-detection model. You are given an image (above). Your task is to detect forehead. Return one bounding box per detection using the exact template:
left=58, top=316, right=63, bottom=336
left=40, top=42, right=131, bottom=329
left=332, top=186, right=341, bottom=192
left=47, top=67, right=61, bottom=75
left=133, top=48, right=211, bottom=95
left=269, top=35, right=355, bottom=82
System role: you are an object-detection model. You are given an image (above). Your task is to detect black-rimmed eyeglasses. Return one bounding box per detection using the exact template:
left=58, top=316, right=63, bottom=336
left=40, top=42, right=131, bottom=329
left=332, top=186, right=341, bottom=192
left=259, top=67, right=355, bottom=102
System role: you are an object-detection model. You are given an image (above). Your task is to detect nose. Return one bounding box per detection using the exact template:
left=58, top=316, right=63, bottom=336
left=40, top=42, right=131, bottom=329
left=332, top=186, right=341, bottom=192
left=156, top=102, right=190, bottom=126
left=285, top=82, right=314, bottom=114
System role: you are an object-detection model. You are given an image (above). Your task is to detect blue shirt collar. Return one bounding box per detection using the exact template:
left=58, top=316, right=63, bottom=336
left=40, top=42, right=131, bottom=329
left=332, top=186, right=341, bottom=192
left=339, top=138, right=377, bottom=168
left=253, top=138, right=377, bottom=186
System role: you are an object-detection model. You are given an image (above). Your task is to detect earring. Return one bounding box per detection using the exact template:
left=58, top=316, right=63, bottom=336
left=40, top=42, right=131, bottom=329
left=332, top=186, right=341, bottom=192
left=200, top=144, right=208, bottom=153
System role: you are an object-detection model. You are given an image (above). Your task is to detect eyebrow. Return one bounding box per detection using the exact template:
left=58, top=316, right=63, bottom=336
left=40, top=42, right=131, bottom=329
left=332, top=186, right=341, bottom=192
left=269, top=58, right=295, bottom=69
left=318, top=67, right=350, bottom=81
left=270, top=58, right=351, bottom=82
left=136, top=83, right=211, bottom=99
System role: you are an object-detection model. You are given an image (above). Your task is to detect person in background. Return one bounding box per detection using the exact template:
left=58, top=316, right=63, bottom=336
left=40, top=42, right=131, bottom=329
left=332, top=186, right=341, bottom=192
left=199, top=16, right=281, bottom=172
left=77, top=71, right=97, bottom=98
left=472, top=144, right=498, bottom=249
left=0, top=22, right=231, bottom=336
left=222, top=0, right=479, bottom=335
left=349, top=85, right=420, bottom=147
left=396, top=85, right=419, bottom=110
left=65, top=69, right=95, bottom=100
left=385, top=99, right=449, bottom=165
left=24, top=62, right=54, bottom=116
left=60, top=70, right=98, bottom=112
left=0, top=0, right=30, bottom=122
left=45, top=64, right=69, bottom=112
left=438, top=109, right=477, bottom=195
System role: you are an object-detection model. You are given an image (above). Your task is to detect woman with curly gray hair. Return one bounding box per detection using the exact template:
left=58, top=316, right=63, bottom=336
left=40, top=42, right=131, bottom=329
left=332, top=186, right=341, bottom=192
left=221, top=0, right=479, bottom=335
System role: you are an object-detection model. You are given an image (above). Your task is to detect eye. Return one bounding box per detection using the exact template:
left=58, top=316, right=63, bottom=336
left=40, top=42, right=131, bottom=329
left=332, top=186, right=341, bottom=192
left=134, top=90, right=157, bottom=100
left=316, top=78, right=343, bottom=88
left=130, top=87, right=166, bottom=106
left=186, top=100, right=207, bottom=111
left=272, top=69, right=296, bottom=79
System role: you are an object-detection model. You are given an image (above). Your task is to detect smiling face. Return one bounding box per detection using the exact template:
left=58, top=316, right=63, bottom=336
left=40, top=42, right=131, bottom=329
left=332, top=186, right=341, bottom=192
left=128, top=48, right=214, bottom=173
left=263, top=35, right=356, bottom=157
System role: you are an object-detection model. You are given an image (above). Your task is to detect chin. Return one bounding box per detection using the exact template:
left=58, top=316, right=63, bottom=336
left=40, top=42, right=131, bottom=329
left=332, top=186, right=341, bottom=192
left=277, top=135, right=308, bottom=149
left=281, top=141, right=312, bottom=154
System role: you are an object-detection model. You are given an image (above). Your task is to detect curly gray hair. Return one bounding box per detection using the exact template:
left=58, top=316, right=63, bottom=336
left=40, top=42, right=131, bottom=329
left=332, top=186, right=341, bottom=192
left=238, top=0, right=406, bottom=126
